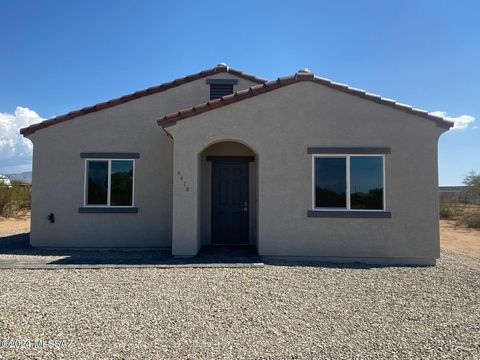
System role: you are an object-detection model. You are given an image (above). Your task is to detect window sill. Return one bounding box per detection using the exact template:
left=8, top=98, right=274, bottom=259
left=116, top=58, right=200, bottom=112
left=307, top=210, right=391, bottom=218
left=79, top=207, right=138, bottom=213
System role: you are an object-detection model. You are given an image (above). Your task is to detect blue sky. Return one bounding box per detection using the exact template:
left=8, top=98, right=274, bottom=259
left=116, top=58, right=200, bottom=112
left=0, top=0, right=478, bottom=184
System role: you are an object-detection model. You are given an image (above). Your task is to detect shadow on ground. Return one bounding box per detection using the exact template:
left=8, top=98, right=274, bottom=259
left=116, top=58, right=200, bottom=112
left=0, top=234, right=262, bottom=266
left=0, top=233, right=30, bottom=248
left=0, top=233, right=425, bottom=269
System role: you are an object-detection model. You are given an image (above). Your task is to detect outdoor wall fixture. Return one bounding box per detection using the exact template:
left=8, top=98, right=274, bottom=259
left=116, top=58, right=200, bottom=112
left=47, top=213, right=55, bottom=223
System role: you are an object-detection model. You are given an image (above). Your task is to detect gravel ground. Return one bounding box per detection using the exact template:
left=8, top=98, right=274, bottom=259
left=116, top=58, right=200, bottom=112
left=0, top=250, right=479, bottom=359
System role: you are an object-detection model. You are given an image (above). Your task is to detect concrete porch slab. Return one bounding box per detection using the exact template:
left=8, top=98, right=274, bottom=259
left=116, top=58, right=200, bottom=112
left=0, top=238, right=264, bottom=269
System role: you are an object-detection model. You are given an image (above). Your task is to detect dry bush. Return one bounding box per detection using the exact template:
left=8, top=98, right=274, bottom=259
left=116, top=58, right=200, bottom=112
left=0, top=185, right=14, bottom=217
left=439, top=201, right=464, bottom=220
left=442, top=200, right=480, bottom=229
left=458, top=205, right=480, bottom=229
left=0, top=182, right=31, bottom=217
left=10, top=181, right=31, bottom=210
left=461, top=213, right=480, bottom=228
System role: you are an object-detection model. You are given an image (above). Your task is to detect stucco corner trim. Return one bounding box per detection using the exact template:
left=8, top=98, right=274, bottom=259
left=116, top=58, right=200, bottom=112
left=79, top=207, right=139, bottom=213
left=307, top=147, right=391, bottom=154
left=80, top=152, right=140, bottom=159
left=307, top=210, right=392, bottom=218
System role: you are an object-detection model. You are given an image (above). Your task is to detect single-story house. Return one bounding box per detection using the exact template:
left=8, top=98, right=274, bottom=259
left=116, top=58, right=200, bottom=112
left=21, top=63, right=452, bottom=264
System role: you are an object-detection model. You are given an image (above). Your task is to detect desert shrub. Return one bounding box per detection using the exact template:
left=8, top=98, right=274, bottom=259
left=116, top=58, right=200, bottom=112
left=460, top=212, right=480, bottom=229
left=0, top=184, right=14, bottom=217
left=0, top=182, right=31, bottom=217
left=458, top=204, right=480, bottom=229
left=10, top=181, right=31, bottom=210
left=439, top=201, right=464, bottom=219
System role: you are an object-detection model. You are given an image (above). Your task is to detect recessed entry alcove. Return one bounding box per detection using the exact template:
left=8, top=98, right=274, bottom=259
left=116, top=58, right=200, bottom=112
left=198, top=141, right=258, bottom=247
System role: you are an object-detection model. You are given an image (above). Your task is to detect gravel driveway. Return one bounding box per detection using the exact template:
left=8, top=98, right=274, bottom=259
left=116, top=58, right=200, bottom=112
left=0, top=250, right=479, bottom=359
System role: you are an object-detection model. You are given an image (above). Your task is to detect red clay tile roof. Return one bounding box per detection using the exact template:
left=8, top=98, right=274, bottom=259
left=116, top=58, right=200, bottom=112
left=20, top=64, right=266, bottom=136
left=157, top=71, right=453, bottom=129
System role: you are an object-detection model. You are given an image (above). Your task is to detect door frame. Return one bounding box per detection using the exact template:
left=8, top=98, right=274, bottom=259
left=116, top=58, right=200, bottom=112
left=207, top=156, right=254, bottom=245
left=206, top=156, right=255, bottom=163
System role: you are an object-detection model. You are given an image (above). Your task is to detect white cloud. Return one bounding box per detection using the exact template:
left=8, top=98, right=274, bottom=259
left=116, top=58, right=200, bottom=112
left=0, top=107, right=44, bottom=174
left=430, top=111, right=475, bottom=130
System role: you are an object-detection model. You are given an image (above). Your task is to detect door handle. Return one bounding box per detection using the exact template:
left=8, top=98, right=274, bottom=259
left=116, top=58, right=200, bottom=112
left=242, top=201, right=248, bottom=211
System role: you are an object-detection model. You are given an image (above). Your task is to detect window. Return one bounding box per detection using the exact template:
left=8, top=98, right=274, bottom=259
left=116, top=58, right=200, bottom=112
left=85, top=159, right=134, bottom=207
left=313, top=155, right=385, bottom=211
left=314, top=157, right=346, bottom=208
left=350, top=156, right=384, bottom=210
left=210, top=84, right=234, bottom=100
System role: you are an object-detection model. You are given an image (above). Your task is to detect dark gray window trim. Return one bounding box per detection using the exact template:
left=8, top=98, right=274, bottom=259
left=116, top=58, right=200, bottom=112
left=307, top=210, right=391, bottom=218
left=206, top=156, right=255, bottom=163
left=206, top=78, right=239, bottom=85
left=80, top=152, right=140, bottom=159
left=307, top=147, right=391, bottom=154
left=79, top=207, right=138, bottom=213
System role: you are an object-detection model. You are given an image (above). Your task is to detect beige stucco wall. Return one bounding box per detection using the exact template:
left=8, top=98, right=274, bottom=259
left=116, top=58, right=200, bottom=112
left=167, top=81, right=446, bottom=262
left=27, top=72, right=258, bottom=247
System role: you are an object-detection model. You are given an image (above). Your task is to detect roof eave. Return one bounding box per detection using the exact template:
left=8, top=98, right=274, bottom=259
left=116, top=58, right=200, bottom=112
left=156, top=74, right=454, bottom=130
left=20, top=64, right=267, bottom=137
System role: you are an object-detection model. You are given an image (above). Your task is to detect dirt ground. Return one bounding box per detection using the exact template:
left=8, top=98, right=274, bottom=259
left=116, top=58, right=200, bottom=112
left=0, top=213, right=30, bottom=237
left=440, top=220, right=480, bottom=256
left=0, top=214, right=479, bottom=257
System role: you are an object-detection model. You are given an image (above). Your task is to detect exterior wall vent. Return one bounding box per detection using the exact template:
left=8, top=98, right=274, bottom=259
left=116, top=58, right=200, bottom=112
left=206, top=78, right=238, bottom=100
left=210, top=84, right=234, bottom=100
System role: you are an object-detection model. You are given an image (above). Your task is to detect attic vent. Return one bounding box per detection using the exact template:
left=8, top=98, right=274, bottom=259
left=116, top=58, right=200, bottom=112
left=206, top=78, right=238, bottom=100
left=210, top=84, right=233, bottom=100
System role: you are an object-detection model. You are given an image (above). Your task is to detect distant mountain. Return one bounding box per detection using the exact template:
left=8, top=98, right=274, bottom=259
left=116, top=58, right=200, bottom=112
left=6, top=171, right=32, bottom=184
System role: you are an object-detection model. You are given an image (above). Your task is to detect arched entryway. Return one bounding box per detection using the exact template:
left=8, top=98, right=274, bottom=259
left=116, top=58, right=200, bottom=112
left=199, top=141, right=258, bottom=247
